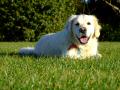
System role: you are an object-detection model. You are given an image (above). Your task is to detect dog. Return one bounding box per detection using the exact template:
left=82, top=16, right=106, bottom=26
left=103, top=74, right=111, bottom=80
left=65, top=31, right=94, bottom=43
left=19, top=14, right=102, bottom=59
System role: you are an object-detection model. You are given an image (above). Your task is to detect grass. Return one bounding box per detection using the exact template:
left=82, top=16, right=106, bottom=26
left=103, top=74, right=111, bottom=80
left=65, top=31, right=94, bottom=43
left=0, top=42, right=119, bottom=90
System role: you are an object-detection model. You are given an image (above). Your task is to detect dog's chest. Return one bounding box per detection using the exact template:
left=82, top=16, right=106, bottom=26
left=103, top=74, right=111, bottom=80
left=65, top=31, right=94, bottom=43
left=66, top=44, right=80, bottom=58
left=79, top=45, right=97, bottom=58
left=66, top=44, right=96, bottom=59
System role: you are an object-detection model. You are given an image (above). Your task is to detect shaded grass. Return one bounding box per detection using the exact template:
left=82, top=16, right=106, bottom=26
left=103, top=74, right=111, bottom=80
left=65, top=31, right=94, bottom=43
left=0, top=42, right=120, bottom=90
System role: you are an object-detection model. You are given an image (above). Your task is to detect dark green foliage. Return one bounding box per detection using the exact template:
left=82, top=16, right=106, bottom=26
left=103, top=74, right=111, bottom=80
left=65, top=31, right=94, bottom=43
left=100, top=24, right=120, bottom=41
left=91, top=0, right=120, bottom=41
left=0, top=0, right=77, bottom=41
left=0, top=0, right=120, bottom=41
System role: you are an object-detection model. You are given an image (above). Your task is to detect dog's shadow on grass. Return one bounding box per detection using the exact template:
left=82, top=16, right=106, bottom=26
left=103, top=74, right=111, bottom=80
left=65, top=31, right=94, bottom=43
left=0, top=52, right=57, bottom=60
left=0, top=52, right=18, bottom=56
left=0, top=52, right=19, bottom=56
left=7, top=52, right=64, bottom=59
left=0, top=52, right=37, bottom=58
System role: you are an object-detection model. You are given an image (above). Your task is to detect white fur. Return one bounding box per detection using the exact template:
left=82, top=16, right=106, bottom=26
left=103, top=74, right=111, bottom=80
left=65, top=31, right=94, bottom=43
left=19, top=47, right=34, bottom=55
left=19, top=14, right=101, bottom=59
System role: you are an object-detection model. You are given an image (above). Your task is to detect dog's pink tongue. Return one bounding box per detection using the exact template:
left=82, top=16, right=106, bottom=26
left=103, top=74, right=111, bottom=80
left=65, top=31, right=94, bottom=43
left=80, top=36, right=88, bottom=44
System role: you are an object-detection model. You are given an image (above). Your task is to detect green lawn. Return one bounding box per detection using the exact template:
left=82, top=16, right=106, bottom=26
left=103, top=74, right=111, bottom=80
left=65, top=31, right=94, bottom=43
left=0, top=42, right=120, bottom=90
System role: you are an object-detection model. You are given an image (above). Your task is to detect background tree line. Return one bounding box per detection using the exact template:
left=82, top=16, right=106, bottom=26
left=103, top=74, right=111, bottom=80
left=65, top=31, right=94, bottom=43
left=0, top=0, right=120, bottom=41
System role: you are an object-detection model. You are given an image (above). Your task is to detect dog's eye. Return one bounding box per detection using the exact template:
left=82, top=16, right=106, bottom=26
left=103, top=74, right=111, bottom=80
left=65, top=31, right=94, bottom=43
left=87, top=22, right=91, bottom=25
left=75, top=23, right=79, bottom=26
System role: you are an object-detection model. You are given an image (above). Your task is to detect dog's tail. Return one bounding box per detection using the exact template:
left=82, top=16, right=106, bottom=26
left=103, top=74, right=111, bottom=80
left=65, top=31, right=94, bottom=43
left=19, top=47, right=35, bottom=55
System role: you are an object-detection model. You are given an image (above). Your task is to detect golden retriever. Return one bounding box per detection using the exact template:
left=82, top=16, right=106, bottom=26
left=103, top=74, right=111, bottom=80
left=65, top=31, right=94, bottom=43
left=19, top=14, right=102, bottom=59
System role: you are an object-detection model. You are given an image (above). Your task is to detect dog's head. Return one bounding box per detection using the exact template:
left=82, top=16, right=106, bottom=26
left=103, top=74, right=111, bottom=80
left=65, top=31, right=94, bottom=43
left=65, top=14, right=101, bottom=44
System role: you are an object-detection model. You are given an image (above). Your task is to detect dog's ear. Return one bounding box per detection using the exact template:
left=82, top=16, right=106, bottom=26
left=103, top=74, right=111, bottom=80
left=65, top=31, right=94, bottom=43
left=65, top=15, right=77, bottom=31
left=93, top=16, right=101, bottom=38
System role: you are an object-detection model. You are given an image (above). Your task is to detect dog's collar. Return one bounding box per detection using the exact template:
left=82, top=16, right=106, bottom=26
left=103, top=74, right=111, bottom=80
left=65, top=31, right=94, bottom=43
left=68, top=44, right=78, bottom=50
left=67, top=44, right=80, bottom=55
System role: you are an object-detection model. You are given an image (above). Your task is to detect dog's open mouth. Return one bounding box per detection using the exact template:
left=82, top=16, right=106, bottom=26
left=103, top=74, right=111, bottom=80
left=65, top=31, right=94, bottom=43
left=77, top=35, right=89, bottom=44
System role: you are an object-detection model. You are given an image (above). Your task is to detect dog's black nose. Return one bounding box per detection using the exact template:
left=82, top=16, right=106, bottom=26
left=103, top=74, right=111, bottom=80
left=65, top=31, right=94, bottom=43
left=79, top=27, right=86, bottom=34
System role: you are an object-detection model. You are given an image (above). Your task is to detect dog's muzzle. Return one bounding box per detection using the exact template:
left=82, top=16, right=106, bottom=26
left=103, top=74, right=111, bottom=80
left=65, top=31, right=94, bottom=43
left=77, top=35, right=90, bottom=44
left=77, top=27, right=89, bottom=44
left=79, top=27, right=86, bottom=34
